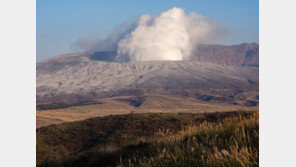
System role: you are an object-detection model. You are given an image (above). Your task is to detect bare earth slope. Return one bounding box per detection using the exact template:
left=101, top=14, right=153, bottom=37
left=37, top=58, right=258, bottom=103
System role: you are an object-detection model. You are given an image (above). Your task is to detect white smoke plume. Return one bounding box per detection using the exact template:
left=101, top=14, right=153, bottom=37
left=73, top=7, right=226, bottom=61
left=118, top=7, right=224, bottom=61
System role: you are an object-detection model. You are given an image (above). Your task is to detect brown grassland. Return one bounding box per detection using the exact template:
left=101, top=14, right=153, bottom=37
left=37, top=110, right=258, bottom=167
left=37, top=94, right=258, bottom=128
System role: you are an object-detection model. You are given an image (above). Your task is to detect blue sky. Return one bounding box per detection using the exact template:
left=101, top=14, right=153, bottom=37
left=37, top=0, right=259, bottom=61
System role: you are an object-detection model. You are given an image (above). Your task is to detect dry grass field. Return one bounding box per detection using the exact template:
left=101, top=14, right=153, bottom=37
left=37, top=94, right=258, bottom=128
left=37, top=111, right=258, bottom=167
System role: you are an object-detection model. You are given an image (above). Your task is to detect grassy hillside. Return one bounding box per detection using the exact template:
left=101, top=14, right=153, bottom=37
left=37, top=94, right=258, bottom=128
left=37, top=111, right=258, bottom=167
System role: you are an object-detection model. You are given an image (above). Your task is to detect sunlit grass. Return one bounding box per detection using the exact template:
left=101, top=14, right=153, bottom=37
left=37, top=111, right=258, bottom=167
left=132, top=112, right=259, bottom=167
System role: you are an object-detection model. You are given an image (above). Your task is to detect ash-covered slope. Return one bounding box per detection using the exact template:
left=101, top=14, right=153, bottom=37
left=37, top=46, right=258, bottom=104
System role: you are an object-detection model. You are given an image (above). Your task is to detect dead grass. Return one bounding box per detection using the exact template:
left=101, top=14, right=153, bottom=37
left=37, top=94, right=258, bottom=128
left=37, top=111, right=258, bottom=167
left=135, top=112, right=259, bottom=167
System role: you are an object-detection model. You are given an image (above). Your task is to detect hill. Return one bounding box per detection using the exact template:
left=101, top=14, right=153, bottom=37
left=37, top=111, right=258, bottom=167
left=36, top=43, right=259, bottom=128
left=36, top=93, right=258, bottom=128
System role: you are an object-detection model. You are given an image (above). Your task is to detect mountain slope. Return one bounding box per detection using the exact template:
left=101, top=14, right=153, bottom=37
left=37, top=43, right=258, bottom=106
left=37, top=60, right=258, bottom=103
left=192, top=43, right=259, bottom=66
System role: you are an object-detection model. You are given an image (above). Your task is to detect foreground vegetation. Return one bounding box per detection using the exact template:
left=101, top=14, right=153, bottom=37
left=37, top=111, right=258, bottom=167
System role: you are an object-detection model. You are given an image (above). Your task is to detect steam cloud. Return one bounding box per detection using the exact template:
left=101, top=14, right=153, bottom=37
left=72, top=18, right=138, bottom=52
left=73, top=7, right=226, bottom=61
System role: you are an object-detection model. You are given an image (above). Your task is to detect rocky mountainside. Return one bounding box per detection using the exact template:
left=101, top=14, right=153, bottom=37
left=37, top=43, right=259, bottom=105
left=192, top=43, right=258, bottom=66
